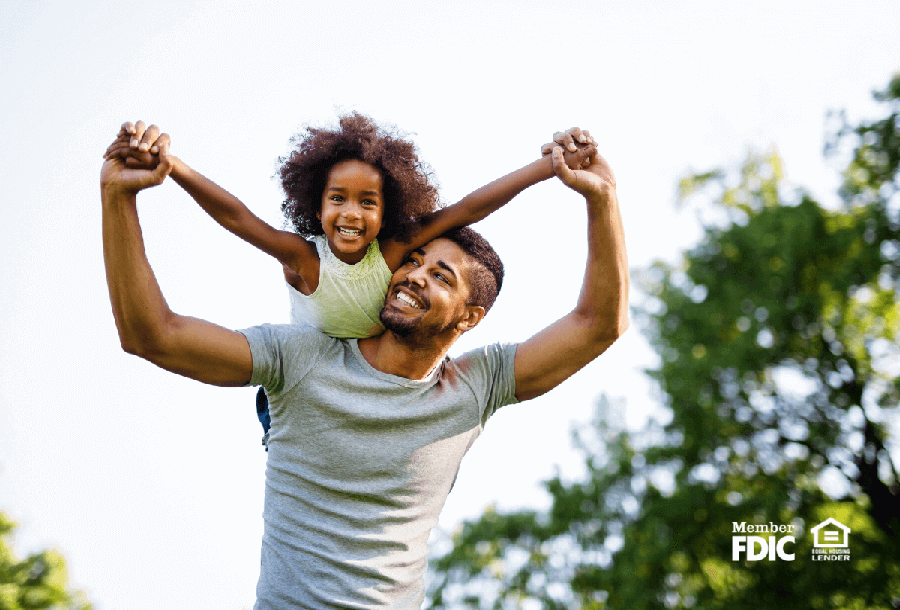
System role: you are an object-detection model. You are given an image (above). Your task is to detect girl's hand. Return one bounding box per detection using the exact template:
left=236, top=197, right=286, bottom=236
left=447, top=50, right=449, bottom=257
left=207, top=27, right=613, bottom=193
left=103, top=121, right=170, bottom=169
left=101, top=125, right=173, bottom=195
left=541, top=126, right=595, bottom=154
left=541, top=127, right=596, bottom=170
left=550, top=145, right=616, bottom=202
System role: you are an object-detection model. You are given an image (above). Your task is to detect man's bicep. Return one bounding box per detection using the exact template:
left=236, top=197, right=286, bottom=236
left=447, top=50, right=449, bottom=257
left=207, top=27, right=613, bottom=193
left=148, top=315, right=255, bottom=387
left=513, top=314, right=616, bottom=402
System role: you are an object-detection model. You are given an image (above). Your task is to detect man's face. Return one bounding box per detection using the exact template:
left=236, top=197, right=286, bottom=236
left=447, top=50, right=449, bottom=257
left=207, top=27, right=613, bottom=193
left=380, top=238, right=478, bottom=339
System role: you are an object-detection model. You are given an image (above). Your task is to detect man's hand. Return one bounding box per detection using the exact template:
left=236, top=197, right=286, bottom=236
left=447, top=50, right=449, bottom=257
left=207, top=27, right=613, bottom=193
left=101, top=121, right=173, bottom=195
left=550, top=145, right=616, bottom=202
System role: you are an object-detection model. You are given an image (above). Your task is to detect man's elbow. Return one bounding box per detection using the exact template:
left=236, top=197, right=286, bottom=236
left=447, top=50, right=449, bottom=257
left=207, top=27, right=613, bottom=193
left=601, top=319, right=630, bottom=343
left=118, top=332, right=165, bottom=362
left=119, top=335, right=142, bottom=356
left=115, top=318, right=176, bottom=363
left=585, top=311, right=630, bottom=345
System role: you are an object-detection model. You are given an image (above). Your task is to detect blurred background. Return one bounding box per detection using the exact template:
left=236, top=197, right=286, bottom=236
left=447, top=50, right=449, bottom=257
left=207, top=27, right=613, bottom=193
left=0, top=1, right=897, bottom=608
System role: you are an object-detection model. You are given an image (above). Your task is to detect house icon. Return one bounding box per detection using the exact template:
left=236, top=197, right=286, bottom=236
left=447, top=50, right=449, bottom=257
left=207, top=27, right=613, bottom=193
left=811, top=518, right=850, bottom=548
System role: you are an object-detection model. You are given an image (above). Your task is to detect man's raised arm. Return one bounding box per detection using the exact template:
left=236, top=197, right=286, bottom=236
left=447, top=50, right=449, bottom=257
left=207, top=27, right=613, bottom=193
left=513, top=143, right=629, bottom=401
left=101, top=123, right=254, bottom=387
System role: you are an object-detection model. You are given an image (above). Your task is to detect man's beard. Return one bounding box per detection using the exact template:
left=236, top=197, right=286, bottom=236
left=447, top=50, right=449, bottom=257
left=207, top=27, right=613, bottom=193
left=381, top=281, right=430, bottom=338
left=379, top=306, right=419, bottom=337
left=380, top=307, right=459, bottom=340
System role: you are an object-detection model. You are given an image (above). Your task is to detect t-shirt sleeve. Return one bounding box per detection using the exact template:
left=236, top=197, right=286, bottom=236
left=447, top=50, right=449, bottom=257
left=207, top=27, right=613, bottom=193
left=238, top=323, right=329, bottom=395
left=453, top=342, right=519, bottom=426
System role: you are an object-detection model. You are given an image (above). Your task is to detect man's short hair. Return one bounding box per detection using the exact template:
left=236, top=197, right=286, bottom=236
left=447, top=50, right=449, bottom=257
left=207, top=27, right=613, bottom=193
left=440, top=227, right=504, bottom=314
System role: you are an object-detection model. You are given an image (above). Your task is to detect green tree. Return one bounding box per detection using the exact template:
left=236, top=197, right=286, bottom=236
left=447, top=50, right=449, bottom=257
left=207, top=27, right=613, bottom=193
left=0, top=512, right=92, bottom=610
left=427, top=75, right=900, bottom=609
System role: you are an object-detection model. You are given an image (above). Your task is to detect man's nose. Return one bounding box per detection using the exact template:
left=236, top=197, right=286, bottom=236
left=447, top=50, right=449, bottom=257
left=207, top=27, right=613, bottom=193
left=406, top=265, right=427, bottom=287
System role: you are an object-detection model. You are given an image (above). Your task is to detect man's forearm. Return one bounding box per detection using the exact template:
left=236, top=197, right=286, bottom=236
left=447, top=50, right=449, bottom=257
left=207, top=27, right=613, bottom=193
left=101, top=178, right=255, bottom=385
left=510, top=186, right=629, bottom=401
left=102, top=185, right=175, bottom=356
left=577, top=187, right=629, bottom=340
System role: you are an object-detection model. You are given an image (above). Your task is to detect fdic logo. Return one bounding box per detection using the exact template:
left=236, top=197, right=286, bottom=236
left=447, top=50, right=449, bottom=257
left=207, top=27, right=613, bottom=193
left=732, top=522, right=796, bottom=561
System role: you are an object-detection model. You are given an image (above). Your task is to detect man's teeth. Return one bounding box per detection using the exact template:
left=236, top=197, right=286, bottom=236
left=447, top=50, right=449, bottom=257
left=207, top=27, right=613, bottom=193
left=338, top=228, right=362, bottom=236
left=397, top=292, right=420, bottom=308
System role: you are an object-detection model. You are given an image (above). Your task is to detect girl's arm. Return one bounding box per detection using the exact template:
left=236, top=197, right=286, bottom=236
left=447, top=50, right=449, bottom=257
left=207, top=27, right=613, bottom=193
left=106, top=124, right=320, bottom=289
left=380, top=139, right=596, bottom=272
left=168, top=158, right=319, bottom=285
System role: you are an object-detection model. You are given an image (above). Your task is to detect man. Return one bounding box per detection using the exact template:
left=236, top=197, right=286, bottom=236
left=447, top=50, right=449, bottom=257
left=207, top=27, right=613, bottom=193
left=102, top=123, right=628, bottom=609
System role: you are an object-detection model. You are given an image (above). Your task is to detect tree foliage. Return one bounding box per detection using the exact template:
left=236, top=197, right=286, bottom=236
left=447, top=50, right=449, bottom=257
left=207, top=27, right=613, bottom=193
left=426, top=75, right=900, bottom=609
left=0, top=512, right=92, bottom=610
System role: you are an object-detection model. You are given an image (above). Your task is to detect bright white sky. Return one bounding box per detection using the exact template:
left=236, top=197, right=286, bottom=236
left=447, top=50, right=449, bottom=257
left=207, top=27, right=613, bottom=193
left=1, top=1, right=897, bottom=608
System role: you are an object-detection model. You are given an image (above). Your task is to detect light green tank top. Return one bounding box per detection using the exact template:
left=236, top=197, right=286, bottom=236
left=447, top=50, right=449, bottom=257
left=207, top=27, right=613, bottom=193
left=287, top=235, right=392, bottom=338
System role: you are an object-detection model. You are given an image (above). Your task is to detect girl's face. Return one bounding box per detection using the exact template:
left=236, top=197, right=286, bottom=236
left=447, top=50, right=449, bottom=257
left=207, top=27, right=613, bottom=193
left=317, top=159, right=385, bottom=265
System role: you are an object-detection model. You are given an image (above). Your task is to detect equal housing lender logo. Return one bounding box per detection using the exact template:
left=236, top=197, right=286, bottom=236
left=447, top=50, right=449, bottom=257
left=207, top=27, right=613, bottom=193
left=731, top=518, right=851, bottom=562
left=810, top=518, right=851, bottom=561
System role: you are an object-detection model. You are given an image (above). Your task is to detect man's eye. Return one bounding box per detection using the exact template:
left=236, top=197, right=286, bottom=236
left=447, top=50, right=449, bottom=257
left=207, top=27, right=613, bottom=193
left=435, top=272, right=449, bottom=284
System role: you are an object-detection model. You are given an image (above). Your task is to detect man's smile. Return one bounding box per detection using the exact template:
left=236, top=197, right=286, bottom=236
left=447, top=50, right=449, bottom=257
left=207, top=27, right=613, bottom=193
left=392, top=284, right=427, bottom=310
left=396, top=292, right=420, bottom=308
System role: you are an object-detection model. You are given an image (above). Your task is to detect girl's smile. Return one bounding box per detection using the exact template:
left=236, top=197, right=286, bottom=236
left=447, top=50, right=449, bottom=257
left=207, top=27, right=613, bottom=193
left=318, top=159, right=385, bottom=264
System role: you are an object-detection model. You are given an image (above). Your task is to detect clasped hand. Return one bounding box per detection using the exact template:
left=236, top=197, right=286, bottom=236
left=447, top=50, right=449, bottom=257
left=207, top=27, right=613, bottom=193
left=101, top=121, right=172, bottom=194
left=542, top=127, right=616, bottom=201
left=101, top=121, right=615, bottom=201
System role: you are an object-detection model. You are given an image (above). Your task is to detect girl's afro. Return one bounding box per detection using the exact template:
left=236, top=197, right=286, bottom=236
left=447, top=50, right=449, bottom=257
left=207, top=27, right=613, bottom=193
left=278, top=113, right=440, bottom=241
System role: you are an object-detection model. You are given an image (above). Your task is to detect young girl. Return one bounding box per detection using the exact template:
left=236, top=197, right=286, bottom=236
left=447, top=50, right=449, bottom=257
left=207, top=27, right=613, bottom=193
left=107, top=114, right=595, bottom=445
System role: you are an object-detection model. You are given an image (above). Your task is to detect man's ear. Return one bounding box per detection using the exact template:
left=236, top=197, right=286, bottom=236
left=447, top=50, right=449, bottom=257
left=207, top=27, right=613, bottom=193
left=456, top=305, right=485, bottom=333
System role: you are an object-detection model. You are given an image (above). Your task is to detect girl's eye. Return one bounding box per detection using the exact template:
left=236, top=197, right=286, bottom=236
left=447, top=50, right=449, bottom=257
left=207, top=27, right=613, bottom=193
left=362, top=199, right=377, bottom=207
left=330, top=195, right=344, bottom=202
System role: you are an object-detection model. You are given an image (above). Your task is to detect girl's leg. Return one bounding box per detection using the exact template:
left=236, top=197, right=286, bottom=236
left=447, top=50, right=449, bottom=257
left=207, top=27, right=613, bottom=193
left=256, top=387, right=271, bottom=451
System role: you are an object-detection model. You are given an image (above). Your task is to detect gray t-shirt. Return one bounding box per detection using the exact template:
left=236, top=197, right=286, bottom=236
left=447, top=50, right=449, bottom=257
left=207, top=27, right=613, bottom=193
left=240, top=323, right=519, bottom=609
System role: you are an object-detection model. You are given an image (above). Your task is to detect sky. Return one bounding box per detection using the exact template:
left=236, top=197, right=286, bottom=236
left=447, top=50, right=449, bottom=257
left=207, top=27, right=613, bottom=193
left=1, top=1, right=898, bottom=608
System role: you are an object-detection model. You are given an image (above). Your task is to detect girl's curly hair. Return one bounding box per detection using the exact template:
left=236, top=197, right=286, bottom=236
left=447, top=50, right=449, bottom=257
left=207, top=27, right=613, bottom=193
left=278, top=113, right=440, bottom=241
